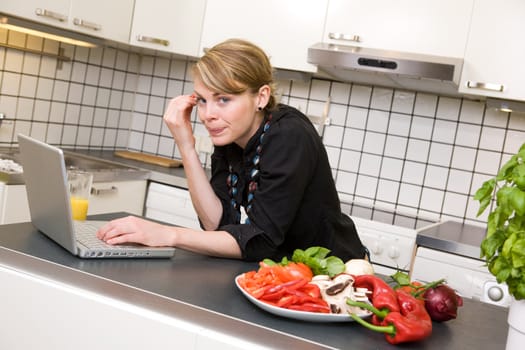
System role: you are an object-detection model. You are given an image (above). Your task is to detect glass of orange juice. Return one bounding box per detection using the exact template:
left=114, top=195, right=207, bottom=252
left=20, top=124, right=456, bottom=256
left=67, top=169, right=93, bottom=221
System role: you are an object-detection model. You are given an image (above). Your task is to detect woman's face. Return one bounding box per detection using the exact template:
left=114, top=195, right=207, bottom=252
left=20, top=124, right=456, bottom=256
left=193, top=78, right=266, bottom=148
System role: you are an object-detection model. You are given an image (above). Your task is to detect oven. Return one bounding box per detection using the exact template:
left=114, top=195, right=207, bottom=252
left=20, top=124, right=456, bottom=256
left=352, top=216, right=418, bottom=276
left=410, top=221, right=511, bottom=308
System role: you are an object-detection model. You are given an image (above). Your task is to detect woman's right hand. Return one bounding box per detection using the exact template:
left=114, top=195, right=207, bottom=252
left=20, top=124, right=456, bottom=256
left=163, top=94, right=198, bottom=152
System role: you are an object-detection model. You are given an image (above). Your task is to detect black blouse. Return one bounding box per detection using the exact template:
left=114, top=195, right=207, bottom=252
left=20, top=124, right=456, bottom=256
left=208, top=104, right=366, bottom=262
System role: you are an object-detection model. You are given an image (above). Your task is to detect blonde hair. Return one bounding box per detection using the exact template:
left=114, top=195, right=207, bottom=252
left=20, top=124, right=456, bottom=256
left=192, top=39, right=277, bottom=111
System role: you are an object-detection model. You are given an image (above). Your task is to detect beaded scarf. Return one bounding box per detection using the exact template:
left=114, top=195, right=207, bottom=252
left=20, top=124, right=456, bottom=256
left=227, top=114, right=272, bottom=224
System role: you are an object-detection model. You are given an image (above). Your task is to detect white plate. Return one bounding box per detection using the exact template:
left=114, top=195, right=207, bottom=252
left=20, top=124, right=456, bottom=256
left=235, top=275, right=371, bottom=322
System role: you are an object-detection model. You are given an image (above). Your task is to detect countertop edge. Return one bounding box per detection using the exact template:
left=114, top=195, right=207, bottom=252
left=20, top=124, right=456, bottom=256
left=0, top=246, right=331, bottom=349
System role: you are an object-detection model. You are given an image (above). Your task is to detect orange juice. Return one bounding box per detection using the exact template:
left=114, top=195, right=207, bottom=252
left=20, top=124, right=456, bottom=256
left=70, top=197, right=89, bottom=220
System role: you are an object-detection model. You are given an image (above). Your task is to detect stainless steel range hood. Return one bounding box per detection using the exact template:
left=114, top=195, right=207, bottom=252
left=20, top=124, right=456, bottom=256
left=308, top=42, right=464, bottom=95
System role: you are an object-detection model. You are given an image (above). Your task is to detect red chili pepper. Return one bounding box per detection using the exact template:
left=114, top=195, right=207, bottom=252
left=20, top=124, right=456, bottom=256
left=352, top=274, right=400, bottom=324
left=259, top=279, right=308, bottom=301
left=288, top=301, right=330, bottom=313
left=349, top=289, right=432, bottom=345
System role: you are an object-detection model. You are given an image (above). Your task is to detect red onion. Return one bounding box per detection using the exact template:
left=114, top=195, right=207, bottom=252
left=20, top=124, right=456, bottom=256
left=423, top=284, right=463, bottom=322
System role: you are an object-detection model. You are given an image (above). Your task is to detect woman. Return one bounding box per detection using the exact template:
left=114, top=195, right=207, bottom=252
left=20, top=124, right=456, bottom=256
left=97, top=39, right=366, bottom=262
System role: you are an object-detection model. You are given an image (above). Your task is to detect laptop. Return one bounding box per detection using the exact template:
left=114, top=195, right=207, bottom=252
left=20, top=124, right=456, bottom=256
left=17, top=134, right=175, bottom=259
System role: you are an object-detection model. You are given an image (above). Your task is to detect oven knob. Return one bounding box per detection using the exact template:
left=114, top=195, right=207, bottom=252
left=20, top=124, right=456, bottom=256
left=371, top=242, right=383, bottom=255
left=388, top=246, right=400, bottom=259
left=487, top=285, right=504, bottom=302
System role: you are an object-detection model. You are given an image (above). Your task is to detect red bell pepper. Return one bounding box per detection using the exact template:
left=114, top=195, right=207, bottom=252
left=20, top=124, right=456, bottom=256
left=348, top=289, right=432, bottom=345
left=352, top=274, right=400, bottom=324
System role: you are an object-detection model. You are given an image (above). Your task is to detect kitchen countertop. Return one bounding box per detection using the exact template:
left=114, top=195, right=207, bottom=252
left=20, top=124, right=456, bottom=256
left=0, top=213, right=509, bottom=349
left=416, top=221, right=487, bottom=260
left=64, top=149, right=192, bottom=188
left=0, top=147, right=192, bottom=187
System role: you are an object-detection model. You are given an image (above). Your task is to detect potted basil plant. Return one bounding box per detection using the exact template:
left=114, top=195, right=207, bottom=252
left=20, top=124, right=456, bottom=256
left=474, top=141, right=525, bottom=350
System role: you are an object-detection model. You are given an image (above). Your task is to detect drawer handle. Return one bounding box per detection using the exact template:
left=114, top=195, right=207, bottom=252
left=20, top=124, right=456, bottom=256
left=35, top=8, right=67, bottom=22
left=73, top=18, right=101, bottom=31
left=328, top=32, right=361, bottom=43
left=466, top=81, right=504, bottom=92
left=91, top=186, right=118, bottom=196
left=137, top=35, right=170, bottom=47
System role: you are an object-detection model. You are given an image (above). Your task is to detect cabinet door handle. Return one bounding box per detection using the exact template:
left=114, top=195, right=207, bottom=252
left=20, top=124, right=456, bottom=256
left=73, top=18, right=101, bottom=31
left=35, top=8, right=67, bottom=22
left=466, top=81, right=504, bottom=92
left=328, top=32, right=361, bottom=43
left=137, top=35, right=170, bottom=47
left=91, top=186, right=118, bottom=196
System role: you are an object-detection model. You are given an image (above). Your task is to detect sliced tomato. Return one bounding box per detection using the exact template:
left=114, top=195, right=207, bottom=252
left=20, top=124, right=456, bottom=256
left=284, top=262, right=313, bottom=281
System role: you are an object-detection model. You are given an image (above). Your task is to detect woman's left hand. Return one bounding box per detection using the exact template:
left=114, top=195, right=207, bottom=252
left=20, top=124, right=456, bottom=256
left=96, top=216, right=175, bottom=247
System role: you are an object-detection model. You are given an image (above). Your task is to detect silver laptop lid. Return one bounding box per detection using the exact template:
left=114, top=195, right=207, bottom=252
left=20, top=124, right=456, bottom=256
left=17, top=133, right=78, bottom=255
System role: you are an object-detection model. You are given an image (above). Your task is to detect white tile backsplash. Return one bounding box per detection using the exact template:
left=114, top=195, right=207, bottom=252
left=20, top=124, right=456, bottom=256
left=360, top=153, right=382, bottom=177
left=370, top=87, right=393, bottom=110
left=380, top=157, right=403, bottom=181
left=384, top=135, right=407, bottom=158
left=1, top=32, right=523, bottom=227
left=322, top=125, right=344, bottom=148
left=363, top=131, right=386, bottom=154
left=424, top=165, right=448, bottom=190
left=367, top=109, right=389, bottom=133
left=392, top=91, right=415, bottom=114
left=428, top=142, right=452, bottom=166
left=329, top=82, right=351, bottom=104
left=446, top=169, right=473, bottom=194
left=479, top=126, right=505, bottom=151
left=398, top=183, right=421, bottom=207
left=345, top=106, right=367, bottom=129
left=409, top=116, right=433, bottom=139
left=406, top=139, right=430, bottom=162
left=377, top=179, right=399, bottom=203
left=433, top=119, right=457, bottom=143
left=349, top=85, right=372, bottom=107
left=328, top=103, right=347, bottom=126
left=387, top=113, right=411, bottom=136
left=436, top=97, right=461, bottom=121
left=414, top=93, right=438, bottom=117
left=309, top=79, right=330, bottom=101
left=455, top=123, right=481, bottom=147
left=475, top=149, right=502, bottom=174
left=451, top=145, right=477, bottom=171
left=342, top=128, right=364, bottom=152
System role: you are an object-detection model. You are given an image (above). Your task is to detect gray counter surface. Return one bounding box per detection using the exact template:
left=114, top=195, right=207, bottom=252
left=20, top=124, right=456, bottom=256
left=0, top=213, right=509, bottom=349
left=67, top=149, right=192, bottom=187
left=416, top=221, right=487, bottom=260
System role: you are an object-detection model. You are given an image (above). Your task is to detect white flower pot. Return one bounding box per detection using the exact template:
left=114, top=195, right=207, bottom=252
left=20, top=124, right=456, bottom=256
left=506, top=298, right=525, bottom=350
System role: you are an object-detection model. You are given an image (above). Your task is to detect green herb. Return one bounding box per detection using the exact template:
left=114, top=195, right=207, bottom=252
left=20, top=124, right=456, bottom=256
left=291, top=246, right=345, bottom=277
left=474, top=142, right=525, bottom=300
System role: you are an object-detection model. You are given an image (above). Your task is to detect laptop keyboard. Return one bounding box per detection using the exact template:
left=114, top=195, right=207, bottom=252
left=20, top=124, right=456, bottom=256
left=74, top=221, right=144, bottom=251
left=74, top=221, right=114, bottom=249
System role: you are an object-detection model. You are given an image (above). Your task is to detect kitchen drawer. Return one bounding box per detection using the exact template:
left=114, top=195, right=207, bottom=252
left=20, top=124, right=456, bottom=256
left=145, top=182, right=200, bottom=229
left=87, top=180, right=147, bottom=217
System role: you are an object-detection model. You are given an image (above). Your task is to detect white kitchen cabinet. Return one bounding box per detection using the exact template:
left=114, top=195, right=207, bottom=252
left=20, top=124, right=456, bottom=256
left=0, top=184, right=31, bottom=225
left=0, top=180, right=147, bottom=225
left=2, top=0, right=134, bottom=44
left=200, top=0, right=328, bottom=72
left=324, top=0, right=474, bottom=58
left=67, top=0, right=134, bottom=43
left=87, top=180, right=147, bottom=216
left=129, top=0, right=206, bottom=57
left=2, top=0, right=71, bottom=27
left=145, top=182, right=200, bottom=229
left=459, top=0, right=525, bottom=101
